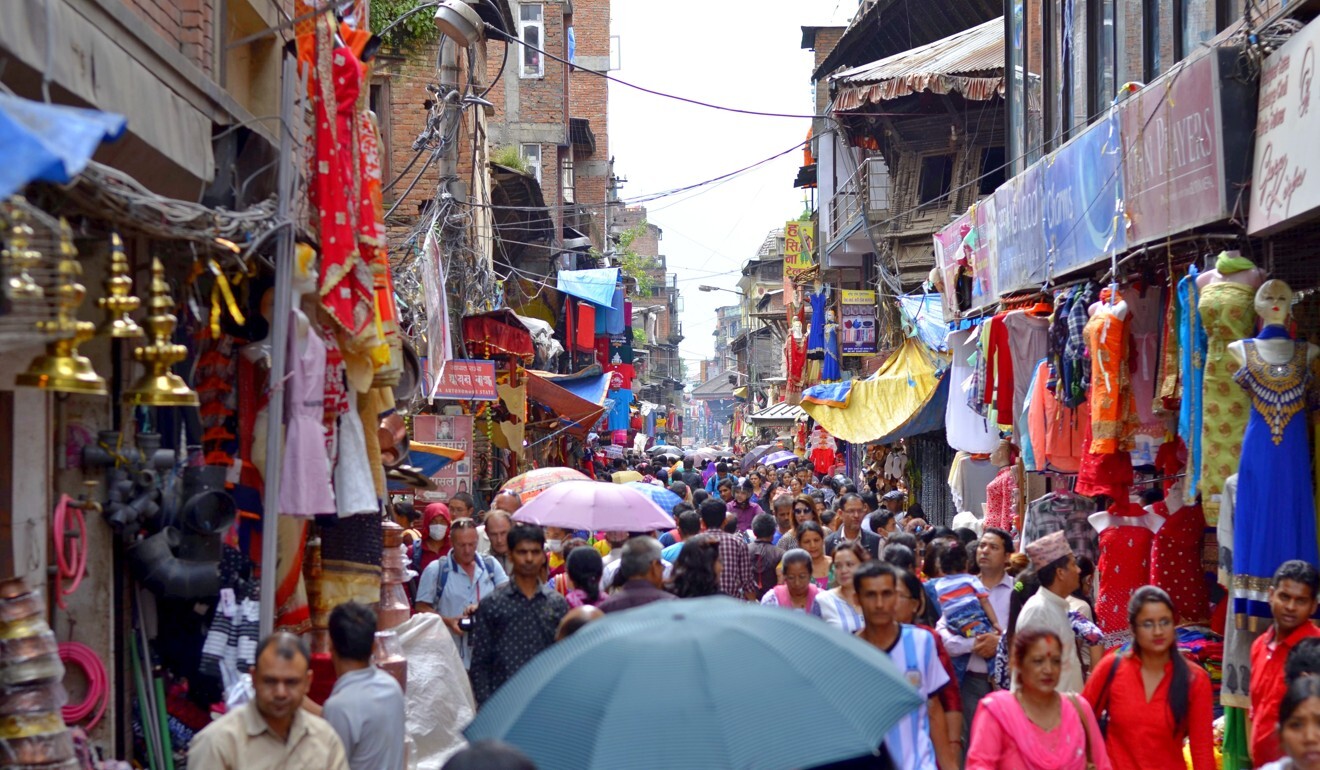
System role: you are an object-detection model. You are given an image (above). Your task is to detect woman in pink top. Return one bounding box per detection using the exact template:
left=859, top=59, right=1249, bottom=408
left=966, top=627, right=1112, bottom=770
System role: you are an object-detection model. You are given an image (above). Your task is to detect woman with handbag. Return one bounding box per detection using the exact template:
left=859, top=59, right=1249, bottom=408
left=965, top=627, right=1111, bottom=770
left=1081, top=586, right=1215, bottom=770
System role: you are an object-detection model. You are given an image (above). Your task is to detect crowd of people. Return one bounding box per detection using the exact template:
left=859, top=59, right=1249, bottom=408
left=184, top=452, right=1320, bottom=770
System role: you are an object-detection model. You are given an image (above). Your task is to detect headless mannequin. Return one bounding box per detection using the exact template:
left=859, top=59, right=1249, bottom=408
left=1196, top=251, right=1266, bottom=290
left=1088, top=285, right=1130, bottom=320
left=1090, top=502, right=1165, bottom=534
left=1227, top=279, right=1320, bottom=369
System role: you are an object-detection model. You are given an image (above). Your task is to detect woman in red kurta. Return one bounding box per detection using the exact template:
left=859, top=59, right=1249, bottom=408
left=1082, top=586, right=1215, bottom=770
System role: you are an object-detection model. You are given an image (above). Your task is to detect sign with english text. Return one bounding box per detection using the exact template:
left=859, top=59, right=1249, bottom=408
left=1250, top=19, right=1320, bottom=234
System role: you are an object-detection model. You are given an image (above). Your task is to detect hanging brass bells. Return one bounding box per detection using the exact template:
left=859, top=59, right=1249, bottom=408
left=97, top=233, right=143, bottom=338
left=124, top=258, right=198, bottom=407
left=15, top=219, right=107, bottom=395
left=2, top=203, right=42, bottom=299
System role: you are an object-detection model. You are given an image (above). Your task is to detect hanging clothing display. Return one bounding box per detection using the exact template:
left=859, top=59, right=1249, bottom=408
left=1059, top=283, right=1095, bottom=408
left=822, top=313, right=841, bottom=381
left=1156, top=277, right=1183, bottom=414
left=1218, top=473, right=1256, bottom=710
left=1231, top=337, right=1319, bottom=631
left=946, top=329, right=999, bottom=454
left=1084, top=297, right=1137, bottom=454
left=1075, top=416, right=1133, bottom=500
left=1127, top=287, right=1163, bottom=425
left=806, top=287, right=827, bottom=359
left=983, top=466, right=1018, bottom=533
left=1177, top=269, right=1206, bottom=506
left=1197, top=281, right=1258, bottom=524
left=808, top=427, right=838, bottom=476
left=1021, top=491, right=1098, bottom=565
left=1149, top=500, right=1210, bottom=624
left=947, top=453, right=998, bottom=516
left=1095, top=503, right=1156, bottom=646
left=279, top=317, right=336, bottom=517
left=785, top=327, right=807, bottom=393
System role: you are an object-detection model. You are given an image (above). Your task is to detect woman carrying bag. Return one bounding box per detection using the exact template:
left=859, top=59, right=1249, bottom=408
left=1082, top=586, right=1215, bottom=770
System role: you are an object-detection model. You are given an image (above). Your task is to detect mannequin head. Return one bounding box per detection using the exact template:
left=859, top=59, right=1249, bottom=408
left=1256, top=279, right=1294, bottom=328
left=791, top=319, right=804, bottom=339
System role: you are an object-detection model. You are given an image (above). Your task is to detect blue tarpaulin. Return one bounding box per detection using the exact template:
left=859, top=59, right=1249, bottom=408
left=0, top=94, right=126, bottom=199
left=898, top=292, right=948, bottom=352
left=556, top=268, right=620, bottom=307
left=554, top=372, right=611, bottom=406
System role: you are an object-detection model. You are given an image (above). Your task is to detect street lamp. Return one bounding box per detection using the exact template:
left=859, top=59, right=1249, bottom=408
left=698, top=285, right=746, bottom=296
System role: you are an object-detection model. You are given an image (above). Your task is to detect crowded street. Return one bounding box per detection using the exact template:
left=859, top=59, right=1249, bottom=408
left=1, top=0, right=1320, bottom=768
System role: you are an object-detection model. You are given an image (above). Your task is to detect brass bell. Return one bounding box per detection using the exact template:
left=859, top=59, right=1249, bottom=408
left=16, top=219, right=107, bottom=395
left=2, top=201, right=43, bottom=299
left=98, top=233, right=143, bottom=338
left=124, top=258, right=198, bottom=407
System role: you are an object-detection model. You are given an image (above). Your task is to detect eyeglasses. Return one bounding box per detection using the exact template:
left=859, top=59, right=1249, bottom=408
left=1137, top=619, right=1174, bottom=631
left=794, top=507, right=813, bottom=514
left=450, top=518, right=478, bottom=530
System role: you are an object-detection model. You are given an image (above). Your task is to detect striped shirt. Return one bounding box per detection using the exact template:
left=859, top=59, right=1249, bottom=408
left=874, top=625, right=947, bottom=770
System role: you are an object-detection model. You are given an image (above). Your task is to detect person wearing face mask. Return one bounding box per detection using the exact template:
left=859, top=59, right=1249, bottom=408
left=415, top=503, right=453, bottom=574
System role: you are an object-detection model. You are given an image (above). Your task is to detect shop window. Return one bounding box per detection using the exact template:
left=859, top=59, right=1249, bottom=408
left=917, top=155, right=954, bottom=207
left=519, top=4, right=544, bottom=78
left=521, top=143, right=542, bottom=184
left=979, top=147, right=1007, bottom=195
left=369, top=82, right=391, bottom=189
left=1177, top=0, right=1216, bottom=60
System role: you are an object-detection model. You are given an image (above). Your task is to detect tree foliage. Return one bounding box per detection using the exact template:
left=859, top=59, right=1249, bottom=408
left=601, top=219, right=656, bottom=295
left=370, top=0, right=440, bottom=51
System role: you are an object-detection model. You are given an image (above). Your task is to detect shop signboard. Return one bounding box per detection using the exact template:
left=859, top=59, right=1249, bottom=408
left=993, top=162, right=1047, bottom=294
left=1043, top=116, right=1127, bottom=277
left=972, top=196, right=998, bottom=304
left=839, top=289, right=878, bottom=356
left=783, top=220, right=816, bottom=282
left=1120, top=51, right=1228, bottom=242
left=431, top=359, right=499, bottom=401
left=411, top=414, right=473, bottom=503
left=1249, top=21, right=1320, bottom=234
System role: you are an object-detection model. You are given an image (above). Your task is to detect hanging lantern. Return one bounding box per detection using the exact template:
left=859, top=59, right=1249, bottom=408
left=2, top=202, right=42, bottom=299
left=124, top=258, right=198, bottom=407
left=16, top=219, right=107, bottom=395
left=97, top=233, right=143, bottom=338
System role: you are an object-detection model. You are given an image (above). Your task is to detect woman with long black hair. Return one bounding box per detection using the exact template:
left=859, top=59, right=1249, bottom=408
left=1081, top=585, right=1215, bottom=770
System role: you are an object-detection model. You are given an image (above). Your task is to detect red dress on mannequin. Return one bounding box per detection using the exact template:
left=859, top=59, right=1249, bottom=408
left=1096, top=502, right=1155, bottom=647
left=1150, top=501, right=1210, bottom=624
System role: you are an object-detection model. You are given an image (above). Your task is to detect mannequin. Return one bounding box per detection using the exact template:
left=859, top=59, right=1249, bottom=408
left=1229, top=278, right=1320, bottom=629
left=1087, top=284, right=1130, bottom=320
left=1197, top=254, right=1264, bottom=525
left=785, top=318, right=807, bottom=392
left=1196, top=250, right=1266, bottom=290
left=1091, top=497, right=1163, bottom=642
left=1227, top=279, right=1320, bottom=368
left=822, top=309, right=841, bottom=382
left=1084, top=286, right=1137, bottom=454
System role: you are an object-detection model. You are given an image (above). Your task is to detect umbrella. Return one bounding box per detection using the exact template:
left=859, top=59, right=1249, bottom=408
left=740, top=444, right=776, bottom=471
left=652, top=447, right=683, bottom=462
left=512, top=480, right=674, bottom=532
left=763, top=450, right=800, bottom=467
left=466, top=596, right=923, bottom=770
left=610, top=470, right=643, bottom=484
left=501, top=467, right=589, bottom=503
left=646, top=444, right=679, bottom=456
left=622, top=481, right=683, bottom=514
left=713, top=448, right=735, bottom=459
left=691, top=447, right=719, bottom=463
left=385, top=442, right=466, bottom=493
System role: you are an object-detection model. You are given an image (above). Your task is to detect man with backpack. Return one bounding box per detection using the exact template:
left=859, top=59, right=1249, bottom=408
left=415, top=518, right=507, bottom=669
left=747, top=513, right=784, bottom=600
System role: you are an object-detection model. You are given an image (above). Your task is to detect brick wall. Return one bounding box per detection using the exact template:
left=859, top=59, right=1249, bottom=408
left=123, top=0, right=215, bottom=76
left=809, top=28, right=844, bottom=116
left=567, top=0, right=610, bottom=225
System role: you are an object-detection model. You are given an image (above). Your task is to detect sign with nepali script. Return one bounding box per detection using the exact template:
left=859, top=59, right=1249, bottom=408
left=783, top=221, right=816, bottom=281
left=1250, top=20, right=1320, bottom=234
left=431, top=359, right=498, bottom=401
left=411, top=415, right=472, bottom=504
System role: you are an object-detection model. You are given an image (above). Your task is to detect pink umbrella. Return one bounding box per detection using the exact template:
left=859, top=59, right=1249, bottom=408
left=512, top=480, right=675, bottom=532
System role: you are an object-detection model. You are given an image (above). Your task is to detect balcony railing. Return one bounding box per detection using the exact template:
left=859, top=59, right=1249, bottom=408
left=830, top=155, right=891, bottom=241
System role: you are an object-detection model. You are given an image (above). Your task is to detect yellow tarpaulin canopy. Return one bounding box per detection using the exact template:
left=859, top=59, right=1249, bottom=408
left=800, top=337, right=948, bottom=443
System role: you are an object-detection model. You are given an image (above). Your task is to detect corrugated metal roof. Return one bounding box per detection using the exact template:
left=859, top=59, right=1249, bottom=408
left=831, top=17, right=1005, bottom=109
left=750, top=402, right=807, bottom=423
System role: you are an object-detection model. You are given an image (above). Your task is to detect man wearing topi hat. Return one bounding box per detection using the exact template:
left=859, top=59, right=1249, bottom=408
left=1014, top=530, right=1085, bottom=692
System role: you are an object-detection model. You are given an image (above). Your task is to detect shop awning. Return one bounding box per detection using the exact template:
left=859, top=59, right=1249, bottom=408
left=556, top=267, right=620, bottom=307
left=0, top=94, right=126, bottom=198
left=526, top=370, right=608, bottom=438
left=800, top=337, right=949, bottom=443
left=462, top=310, right=534, bottom=361
left=898, top=292, right=949, bottom=353
left=750, top=402, right=807, bottom=424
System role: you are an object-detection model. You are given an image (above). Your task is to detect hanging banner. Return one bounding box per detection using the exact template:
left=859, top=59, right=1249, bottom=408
left=431, top=359, right=499, bottom=401
left=411, top=414, right=473, bottom=503
left=840, top=289, right=878, bottom=356
left=783, top=220, right=816, bottom=282
left=992, top=162, right=1047, bottom=295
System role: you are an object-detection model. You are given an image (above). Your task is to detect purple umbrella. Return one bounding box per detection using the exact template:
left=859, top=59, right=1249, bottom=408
left=512, top=480, right=675, bottom=532
left=762, top=450, right=800, bottom=468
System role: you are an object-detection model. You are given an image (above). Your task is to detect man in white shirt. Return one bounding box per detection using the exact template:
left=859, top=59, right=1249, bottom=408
left=937, top=527, right=1015, bottom=737
left=1014, top=530, right=1084, bottom=692
left=855, top=561, right=948, bottom=770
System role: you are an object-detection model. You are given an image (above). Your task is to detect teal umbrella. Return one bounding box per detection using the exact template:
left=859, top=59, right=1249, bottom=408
left=465, top=596, right=922, bottom=770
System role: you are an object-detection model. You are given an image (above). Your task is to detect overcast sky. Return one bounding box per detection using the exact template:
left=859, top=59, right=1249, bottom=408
left=608, top=0, right=854, bottom=373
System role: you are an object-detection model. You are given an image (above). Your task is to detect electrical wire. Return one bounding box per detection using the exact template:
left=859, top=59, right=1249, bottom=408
left=485, top=22, right=827, bottom=120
